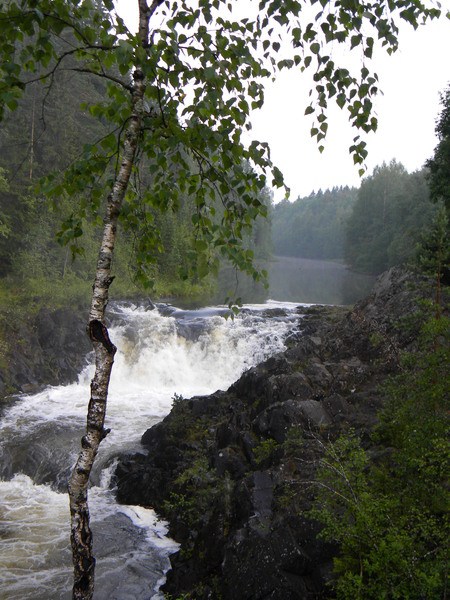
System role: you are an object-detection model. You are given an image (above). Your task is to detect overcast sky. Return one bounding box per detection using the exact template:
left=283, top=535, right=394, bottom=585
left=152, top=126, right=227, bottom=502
left=115, top=1, right=449, bottom=200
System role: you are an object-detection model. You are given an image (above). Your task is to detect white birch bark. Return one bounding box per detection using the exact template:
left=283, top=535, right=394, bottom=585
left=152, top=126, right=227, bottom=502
left=67, top=2, right=152, bottom=597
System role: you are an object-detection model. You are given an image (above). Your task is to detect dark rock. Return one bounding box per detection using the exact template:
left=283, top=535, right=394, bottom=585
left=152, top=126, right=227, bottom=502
left=262, top=308, right=288, bottom=318
left=277, top=372, right=313, bottom=400
left=176, top=319, right=208, bottom=342
left=1, top=305, right=90, bottom=400
left=115, top=267, right=442, bottom=600
left=252, top=398, right=331, bottom=443
left=298, top=400, right=332, bottom=428
left=322, top=394, right=350, bottom=422
left=214, top=447, right=247, bottom=479
left=250, top=471, right=274, bottom=524
left=221, top=518, right=335, bottom=600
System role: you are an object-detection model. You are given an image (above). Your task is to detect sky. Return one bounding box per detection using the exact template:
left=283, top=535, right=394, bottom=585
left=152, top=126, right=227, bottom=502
left=115, top=1, right=449, bottom=200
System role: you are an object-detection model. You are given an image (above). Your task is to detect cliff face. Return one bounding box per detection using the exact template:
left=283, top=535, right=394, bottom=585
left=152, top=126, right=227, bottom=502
left=0, top=306, right=91, bottom=401
left=115, top=268, right=432, bottom=599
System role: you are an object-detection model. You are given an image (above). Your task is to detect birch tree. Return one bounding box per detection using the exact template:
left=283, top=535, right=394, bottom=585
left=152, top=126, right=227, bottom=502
left=0, top=0, right=442, bottom=598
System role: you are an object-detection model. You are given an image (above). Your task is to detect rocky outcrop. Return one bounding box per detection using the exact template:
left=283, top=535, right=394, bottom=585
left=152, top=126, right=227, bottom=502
left=115, top=268, right=436, bottom=599
left=0, top=306, right=91, bottom=400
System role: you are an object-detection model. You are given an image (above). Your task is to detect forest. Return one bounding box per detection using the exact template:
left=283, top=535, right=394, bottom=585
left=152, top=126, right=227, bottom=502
left=271, top=84, right=449, bottom=274
left=272, top=162, right=442, bottom=274
left=1, top=92, right=445, bottom=312
left=0, top=67, right=271, bottom=308
left=0, top=20, right=447, bottom=304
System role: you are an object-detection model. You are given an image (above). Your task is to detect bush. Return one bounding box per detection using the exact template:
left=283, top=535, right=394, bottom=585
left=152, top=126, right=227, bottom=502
left=311, top=312, right=449, bottom=599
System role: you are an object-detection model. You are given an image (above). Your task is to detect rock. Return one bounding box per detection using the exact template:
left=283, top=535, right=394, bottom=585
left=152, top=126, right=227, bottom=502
left=252, top=398, right=331, bottom=443
left=262, top=308, right=288, bottom=318
left=250, top=471, right=274, bottom=524
left=214, top=447, right=247, bottom=479
left=221, top=518, right=335, bottom=600
left=115, top=267, right=442, bottom=600
left=322, top=394, right=350, bottom=422
left=298, top=400, right=332, bottom=428
left=0, top=305, right=90, bottom=400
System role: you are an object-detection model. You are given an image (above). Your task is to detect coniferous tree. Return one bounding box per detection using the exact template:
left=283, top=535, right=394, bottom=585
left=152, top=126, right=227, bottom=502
left=426, top=85, right=450, bottom=215
left=345, top=162, right=437, bottom=274
left=272, top=187, right=357, bottom=259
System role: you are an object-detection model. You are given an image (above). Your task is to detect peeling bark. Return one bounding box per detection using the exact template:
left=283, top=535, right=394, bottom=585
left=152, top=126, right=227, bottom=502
left=67, top=5, right=151, bottom=596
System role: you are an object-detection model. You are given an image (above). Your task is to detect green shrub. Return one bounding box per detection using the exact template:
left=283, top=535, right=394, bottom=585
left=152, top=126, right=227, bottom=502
left=311, top=313, right=449, bottom=599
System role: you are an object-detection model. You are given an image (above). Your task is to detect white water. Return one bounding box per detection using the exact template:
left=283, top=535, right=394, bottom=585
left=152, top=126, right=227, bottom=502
left=0, top=301, right=302, bottom=599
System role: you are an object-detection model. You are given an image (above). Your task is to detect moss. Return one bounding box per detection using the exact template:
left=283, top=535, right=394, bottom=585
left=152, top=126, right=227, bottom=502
left=163, top=457, right=227, bottom=530
left=253, top=438, right=279, bottom=466
left=283, top=426, right=305, bottom=457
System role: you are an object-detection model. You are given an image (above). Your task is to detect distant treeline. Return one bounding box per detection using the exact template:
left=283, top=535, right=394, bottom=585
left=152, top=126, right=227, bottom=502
left=272, top=160, right=439, bottom=274
left=273, top=186, right=357, bottom=260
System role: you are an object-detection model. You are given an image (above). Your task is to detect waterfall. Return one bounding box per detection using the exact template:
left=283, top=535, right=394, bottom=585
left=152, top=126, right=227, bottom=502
left=0, top=301, right=303, bottom=599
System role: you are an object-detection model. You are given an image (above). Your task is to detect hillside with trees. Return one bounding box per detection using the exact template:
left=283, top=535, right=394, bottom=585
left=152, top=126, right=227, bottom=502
left=344, top=162, right=438, bottom=274
left=272, top=186, right=357, bottom=260
left=271, top=162, right=440, bottom=276
left=271, top=86, right=450, bottom=276
left=0, top=70, right=272, bottom=305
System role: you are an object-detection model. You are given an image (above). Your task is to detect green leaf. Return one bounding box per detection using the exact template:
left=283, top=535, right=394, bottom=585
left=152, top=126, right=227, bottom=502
left=336, top=93, right=346, bottom=109
left=194, top=238, right=208, bottom=251
left=272, top=166, right=284, bottom=187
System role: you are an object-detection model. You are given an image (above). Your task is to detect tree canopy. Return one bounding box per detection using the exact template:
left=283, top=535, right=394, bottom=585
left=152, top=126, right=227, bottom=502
left=426, top=84, right=450, bottom=215
left=273, top=186, right=357, bottom=259
left=345, top=162, right=437, bottom=274
left=0, top=0, right=443, bottom=284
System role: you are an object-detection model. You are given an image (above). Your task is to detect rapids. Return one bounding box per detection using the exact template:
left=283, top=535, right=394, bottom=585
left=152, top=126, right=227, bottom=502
left=0, top=301, right=303, bottom=599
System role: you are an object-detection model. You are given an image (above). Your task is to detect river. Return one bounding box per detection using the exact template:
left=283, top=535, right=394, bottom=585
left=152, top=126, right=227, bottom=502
left=0, top=301, right=303, bottom=599
left=0, top=259, right=375, bottom=599
left=214, top=256, right=375, bottom=306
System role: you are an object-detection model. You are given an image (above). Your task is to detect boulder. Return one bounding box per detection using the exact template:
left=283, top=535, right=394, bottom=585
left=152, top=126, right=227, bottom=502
left=1, top=305, right=90, bottom=400
left=115, top=268, right=440, bottom=600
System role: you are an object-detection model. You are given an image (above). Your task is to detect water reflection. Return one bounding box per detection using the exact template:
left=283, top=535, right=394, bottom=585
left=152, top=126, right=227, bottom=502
left=213, top=256, right=375, bottom=306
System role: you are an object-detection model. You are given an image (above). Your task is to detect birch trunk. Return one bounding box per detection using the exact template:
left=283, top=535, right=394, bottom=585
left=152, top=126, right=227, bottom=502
left=68, top=3, right=151, bottom=597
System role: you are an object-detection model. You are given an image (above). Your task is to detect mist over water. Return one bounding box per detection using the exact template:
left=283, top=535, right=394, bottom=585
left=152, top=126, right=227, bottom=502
left=0, top=301, right=299, bottom=599
left=215, top=256, right=375, bottom=305
left=268, top=256, right=375, bottom=305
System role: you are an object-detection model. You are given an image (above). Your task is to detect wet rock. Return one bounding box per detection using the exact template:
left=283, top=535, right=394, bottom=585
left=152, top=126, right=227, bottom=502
left=1, top=306, right=90, bottom=400
left=93, top=513, right=171, bottom=600
left=115, top=267, right=442, bottom=600
left=250, top=471, right=274, bottom=524
left=262, top=308, right=288, bottom=318
left=176, top=319, right=208, bottom=342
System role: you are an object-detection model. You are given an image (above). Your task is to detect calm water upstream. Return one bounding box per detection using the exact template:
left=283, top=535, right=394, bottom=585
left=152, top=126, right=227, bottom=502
left=214, top=256, right=375, bottom=306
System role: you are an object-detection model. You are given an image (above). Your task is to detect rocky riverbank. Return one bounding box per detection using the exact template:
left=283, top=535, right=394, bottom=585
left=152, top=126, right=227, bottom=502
left=0, top=305, right=90, bottom=401
left=115, top=268, right=434, bottom=599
